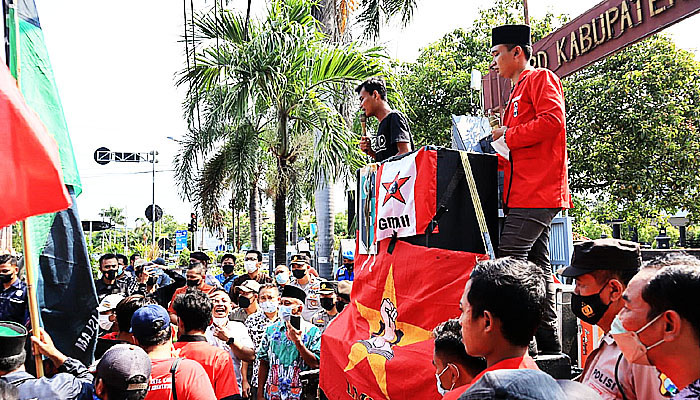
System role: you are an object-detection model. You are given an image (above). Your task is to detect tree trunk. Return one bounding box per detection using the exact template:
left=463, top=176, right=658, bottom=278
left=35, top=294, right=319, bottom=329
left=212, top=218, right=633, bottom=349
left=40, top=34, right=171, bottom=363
left=249, top=182, right=262, bottom=251
left=274, top=167, right=287, bottom=266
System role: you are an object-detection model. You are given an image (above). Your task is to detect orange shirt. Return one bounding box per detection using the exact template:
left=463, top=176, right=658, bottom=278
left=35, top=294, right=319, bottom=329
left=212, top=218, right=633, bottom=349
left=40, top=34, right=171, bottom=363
left=167, top=283, right=215, bottom=314
left=174, top=336, right=239, bottom=399
left=441, top=355, right=539, bottom=400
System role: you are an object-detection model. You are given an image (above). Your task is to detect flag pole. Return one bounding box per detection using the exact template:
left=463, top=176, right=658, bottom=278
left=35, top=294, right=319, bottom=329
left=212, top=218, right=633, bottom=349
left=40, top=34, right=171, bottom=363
left=7, top=0, right=44, bottom=377
left=20, top=221, right=44, bottom=377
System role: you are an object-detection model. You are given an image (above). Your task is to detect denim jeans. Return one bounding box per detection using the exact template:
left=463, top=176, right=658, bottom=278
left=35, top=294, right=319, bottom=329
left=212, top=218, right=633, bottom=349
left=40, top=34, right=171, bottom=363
left=498, top=207, right=561, bottom=354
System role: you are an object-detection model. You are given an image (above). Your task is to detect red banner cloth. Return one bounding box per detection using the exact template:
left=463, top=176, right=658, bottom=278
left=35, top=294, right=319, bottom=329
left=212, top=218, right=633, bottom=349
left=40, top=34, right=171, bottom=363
left=0, top=64, right=70, bottom=228
left=320, top=239, right=487, bottom=400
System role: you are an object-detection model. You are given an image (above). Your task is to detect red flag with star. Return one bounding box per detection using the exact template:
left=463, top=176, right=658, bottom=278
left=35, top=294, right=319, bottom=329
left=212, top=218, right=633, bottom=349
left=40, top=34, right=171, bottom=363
left=374, top=148, right=437, bottom=243
left=319, top=239, right=487, bottom=399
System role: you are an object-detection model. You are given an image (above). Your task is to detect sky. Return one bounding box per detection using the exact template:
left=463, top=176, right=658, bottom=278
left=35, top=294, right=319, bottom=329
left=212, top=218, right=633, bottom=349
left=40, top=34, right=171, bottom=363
left=33, top=0, right=699, bottom=226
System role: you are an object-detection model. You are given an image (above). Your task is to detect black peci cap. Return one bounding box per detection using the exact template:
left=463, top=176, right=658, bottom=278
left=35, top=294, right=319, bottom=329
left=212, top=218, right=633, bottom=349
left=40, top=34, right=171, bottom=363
left=281, top=285, right=307, bottom=303
left=558, top=239, right=641, bottom=277
left=0, top=321, right=27, bottom=357
left=491, top=24, right=531, bottom=48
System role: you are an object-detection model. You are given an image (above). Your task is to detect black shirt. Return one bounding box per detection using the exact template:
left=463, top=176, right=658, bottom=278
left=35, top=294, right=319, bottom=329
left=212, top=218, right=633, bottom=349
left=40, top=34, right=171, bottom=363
left=94, top=278, right=130, bottom=302
left=374, top=111, right=413, bottom=162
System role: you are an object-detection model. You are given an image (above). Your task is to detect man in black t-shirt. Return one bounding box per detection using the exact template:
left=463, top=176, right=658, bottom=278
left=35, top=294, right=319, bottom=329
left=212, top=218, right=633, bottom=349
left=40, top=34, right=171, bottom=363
left=356, top=77, right=413, bottom=162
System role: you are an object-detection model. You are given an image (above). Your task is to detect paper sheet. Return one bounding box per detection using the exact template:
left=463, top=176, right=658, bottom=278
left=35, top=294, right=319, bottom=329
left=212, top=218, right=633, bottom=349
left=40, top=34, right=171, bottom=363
left=490, top=135, right=510, bottom=159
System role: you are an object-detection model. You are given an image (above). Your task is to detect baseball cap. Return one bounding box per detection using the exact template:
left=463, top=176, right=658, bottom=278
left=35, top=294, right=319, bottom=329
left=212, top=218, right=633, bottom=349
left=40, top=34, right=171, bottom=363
left=237, top=280, right=262, bottom=293
left=152, top=257, right=166, bottom=266
left=318, top=281, right=336, bottom=294
left=95, top=344, right=151, bottom=392
left=0, top=321, right=27, bottom=357
left=97, top=294, right=125, bottom=312
left=130, top=304, right=170, bottom=338
left=558, top=239, right=641, bottom=278
left=190, top=251, right=210, bottom=263
left=290, top=254, right=310, bottom=266
left=337, top=280, right=352, bottom=302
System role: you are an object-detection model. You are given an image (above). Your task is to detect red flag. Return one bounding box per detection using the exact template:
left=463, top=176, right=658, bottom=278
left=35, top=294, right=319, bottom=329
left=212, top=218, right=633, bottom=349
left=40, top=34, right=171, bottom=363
left=320, top=239, right=487, bottom=399
left=0, top=63, right=70, bottom=228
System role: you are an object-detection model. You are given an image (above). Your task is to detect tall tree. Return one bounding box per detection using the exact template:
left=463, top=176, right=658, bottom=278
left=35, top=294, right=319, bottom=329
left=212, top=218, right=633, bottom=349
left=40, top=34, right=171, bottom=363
left=177, top=0, right=386, bottom=265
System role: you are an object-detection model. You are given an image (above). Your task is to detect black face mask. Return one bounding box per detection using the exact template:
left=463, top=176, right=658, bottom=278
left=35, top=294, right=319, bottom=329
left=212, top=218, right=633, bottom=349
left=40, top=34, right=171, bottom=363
left=0, top=273, right=13, bottom=284
left=186, top=279, right=201, bottom=288
left=222, top=265, right=235, bottom=274
left=320, top=298, right=335, bottom=311
left=147, top=276, right=158, bottom=286
left=571, top=283, right=611, bottom=325
left=292, top=269, right=306, bottom=279
left=335, top=301, right=347, bottom=312
left=238, top=295, right=251, bottom=309
left=103, top=270, right=117, bottom=281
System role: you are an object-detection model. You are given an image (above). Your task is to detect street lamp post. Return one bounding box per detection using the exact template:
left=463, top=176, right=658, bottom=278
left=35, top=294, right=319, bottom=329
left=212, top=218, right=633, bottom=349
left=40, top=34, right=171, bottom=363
left=150, top=150, right=158, bottom=248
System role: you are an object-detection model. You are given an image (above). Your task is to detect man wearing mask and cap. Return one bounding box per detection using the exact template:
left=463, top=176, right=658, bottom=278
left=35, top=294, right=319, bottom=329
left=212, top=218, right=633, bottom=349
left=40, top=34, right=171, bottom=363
left=95, top=253, right=132, bottom=302
left=0, top=322, right=94, bottom=399
left=0, top=255, right=27, bottom=325
left=489, top=24, right=571, bottom=355
left=245, top=284, right=281, bottom=400
left=311, top=281, right=340, bottom=333
left=231, top=280, right=261, bottom=323
left=215, top=254, right=238, bottom=293
left=97, top=293, right=125, bottom=338
left=288, top=254, right=324, bottom=322
left=335, top=250, right=354, bottom=282
left=256, top=285, right=321, bottom=400
left=615, top=254, right=700, bottom=398
left=231, top=250, right=273, bottom=306
left=559, top=239, right=671, bottom=399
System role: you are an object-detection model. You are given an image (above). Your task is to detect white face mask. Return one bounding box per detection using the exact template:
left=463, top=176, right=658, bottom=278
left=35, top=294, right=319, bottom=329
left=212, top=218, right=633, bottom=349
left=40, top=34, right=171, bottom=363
left=260, top=301, right=278, bottom=314
left=212, top=317, right=229, bottom=328
left=435, top=364, right=455, bottom=395
left=244, top=260, right=258, bottom=274
left=98, top=314, right=113, bottom=331
left=611, top=313, right=665, bottom=365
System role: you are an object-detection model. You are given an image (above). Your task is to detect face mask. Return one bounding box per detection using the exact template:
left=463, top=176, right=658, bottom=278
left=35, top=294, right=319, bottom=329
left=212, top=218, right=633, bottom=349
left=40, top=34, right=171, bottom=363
left=98, top=314, right=114, bottom=331
left=611, top=313, right=665, bottom=365
left=279, top=305, right=293, bottom=322
left=186, top=279, right=201, bottom=288
left=222, top=265, right=235, bottom=274
left=0, top=273, right=13, bottom=284
left=212, top=317, right=229, bottom=328
left=336, top=301, right=347, bottom=312
left=435, top=364, right=455, bottom=396
left=103, top=270, right=117, bottom=281
left=276, top=273, right=289, bottom=285
left=238, top=295, right=252, bottom=309
left=571, top=283, right=611, bottom=325
left=320, top=298, right=335, bottom=311
left=260, top=301, right=278, bottom=314
left=117, top=265, right=123, bottom=276
left=292, top=269, right=306, bottom=279
left=244, top=261, right=258, bottom=274
left=147, top=276, right=158, bottom=286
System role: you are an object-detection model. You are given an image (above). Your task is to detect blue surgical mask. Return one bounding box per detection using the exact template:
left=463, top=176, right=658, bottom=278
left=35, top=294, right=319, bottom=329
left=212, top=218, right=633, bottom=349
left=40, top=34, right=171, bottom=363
left=279, top=305, right=293, bottom=322
left=276, top=273, right=289, bottom=285
left=260, top=301, right=278, bottom=314
left=117, top=265, right=123, bottom=276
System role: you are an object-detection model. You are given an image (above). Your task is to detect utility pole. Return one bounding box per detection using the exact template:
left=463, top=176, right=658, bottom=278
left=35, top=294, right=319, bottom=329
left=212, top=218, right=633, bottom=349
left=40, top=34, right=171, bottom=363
left=523, top=0, right=529, bottom=25
left=150, top=150, right=157, bottom=248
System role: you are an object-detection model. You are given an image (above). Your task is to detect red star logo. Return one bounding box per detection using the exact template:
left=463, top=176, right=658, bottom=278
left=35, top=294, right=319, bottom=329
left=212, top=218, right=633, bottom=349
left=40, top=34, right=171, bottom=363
left=381, top=172, right=410, bottom=206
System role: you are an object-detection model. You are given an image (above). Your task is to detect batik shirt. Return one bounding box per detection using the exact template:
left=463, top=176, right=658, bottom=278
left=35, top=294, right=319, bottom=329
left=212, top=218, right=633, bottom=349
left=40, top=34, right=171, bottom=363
left=675, top=378, right=700, bottom=399
left=245, top=311, right=279, bottom=388
left=256, top=319, right=322, bottom=400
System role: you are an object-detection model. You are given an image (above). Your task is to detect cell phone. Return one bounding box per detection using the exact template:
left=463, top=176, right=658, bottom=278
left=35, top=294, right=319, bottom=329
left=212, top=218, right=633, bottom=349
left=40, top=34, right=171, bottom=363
left=290, top=315, right=301, bottom=330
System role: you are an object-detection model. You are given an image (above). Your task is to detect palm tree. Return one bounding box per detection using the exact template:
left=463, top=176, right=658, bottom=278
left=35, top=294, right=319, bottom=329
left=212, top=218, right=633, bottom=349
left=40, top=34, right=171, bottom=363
left=176, top=0, right=387, bottom=266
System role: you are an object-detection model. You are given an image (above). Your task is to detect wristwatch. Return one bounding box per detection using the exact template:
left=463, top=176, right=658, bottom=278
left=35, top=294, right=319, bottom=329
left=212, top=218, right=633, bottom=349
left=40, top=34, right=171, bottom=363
left=227, top=337, right=235, bottom=346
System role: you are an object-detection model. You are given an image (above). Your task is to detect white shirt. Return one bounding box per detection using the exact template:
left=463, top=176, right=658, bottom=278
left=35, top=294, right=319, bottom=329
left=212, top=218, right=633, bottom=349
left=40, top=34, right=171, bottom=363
left=205, top=319, right=254, bottom=391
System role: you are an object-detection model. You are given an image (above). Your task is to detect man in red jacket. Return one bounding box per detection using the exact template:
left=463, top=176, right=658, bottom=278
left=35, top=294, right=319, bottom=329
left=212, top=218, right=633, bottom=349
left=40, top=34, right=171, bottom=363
left=490, top=24, right=572, bottom=354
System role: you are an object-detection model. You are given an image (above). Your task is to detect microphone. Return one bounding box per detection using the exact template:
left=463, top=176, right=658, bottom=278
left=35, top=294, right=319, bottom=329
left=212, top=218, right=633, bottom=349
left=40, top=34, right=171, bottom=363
left=360, top=113, right=367, bottom=136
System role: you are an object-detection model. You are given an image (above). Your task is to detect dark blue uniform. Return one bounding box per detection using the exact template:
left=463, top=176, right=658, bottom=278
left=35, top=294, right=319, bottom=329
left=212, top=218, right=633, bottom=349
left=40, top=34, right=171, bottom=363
left=0, top=279, right=28, bottom=324
left=1, top=357, right=94, bottom=399
left=335, top=265, right=354, bottom=281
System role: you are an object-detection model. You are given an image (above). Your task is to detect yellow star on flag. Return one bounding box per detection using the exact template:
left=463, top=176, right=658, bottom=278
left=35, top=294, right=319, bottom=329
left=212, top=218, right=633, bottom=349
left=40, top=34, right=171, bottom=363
left=344, top=266, right=432, bottom=399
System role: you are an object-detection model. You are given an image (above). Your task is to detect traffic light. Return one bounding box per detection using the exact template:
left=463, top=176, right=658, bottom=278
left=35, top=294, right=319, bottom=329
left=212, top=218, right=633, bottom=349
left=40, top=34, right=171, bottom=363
left=188, top=213, right=197, bottom=232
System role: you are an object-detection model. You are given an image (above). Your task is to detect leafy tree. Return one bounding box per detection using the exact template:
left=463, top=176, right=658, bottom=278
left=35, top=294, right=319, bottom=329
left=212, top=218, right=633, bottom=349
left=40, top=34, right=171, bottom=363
left=177, top=0, right=387, bottom=265
left=565, top=35, right=700, bottom=220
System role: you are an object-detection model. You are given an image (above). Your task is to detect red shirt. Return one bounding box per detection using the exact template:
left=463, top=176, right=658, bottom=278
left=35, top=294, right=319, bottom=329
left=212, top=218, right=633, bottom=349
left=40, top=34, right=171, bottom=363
left=100, top=331, right=119, bottom=340
left=167, top=283, right=215, bottom=314
left=174, top=335, right=239, bottom=399
left=441, top=355, right=539, bottom=400
left=145, top=357, right=216, bottom=400
left=499, top=68, right=571, bottom=209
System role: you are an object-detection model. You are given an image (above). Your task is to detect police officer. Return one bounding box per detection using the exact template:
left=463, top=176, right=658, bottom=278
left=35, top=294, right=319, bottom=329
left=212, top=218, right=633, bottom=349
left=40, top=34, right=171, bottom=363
left=336, top=251, right=354, bottom=282
left=0, top=322, right=94, bottom=399
left=0, top=255, right=27, bottom=325
left=310, top=281, right=340, bottom=332
left=559, top=239, right=672, bottom=399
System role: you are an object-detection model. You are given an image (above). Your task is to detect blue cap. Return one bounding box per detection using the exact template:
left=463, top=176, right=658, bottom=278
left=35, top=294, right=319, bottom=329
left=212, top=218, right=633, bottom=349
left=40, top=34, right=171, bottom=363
left=130, top=304, right=170, bottom=339
left=342, top=250, right=354, bottom=261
